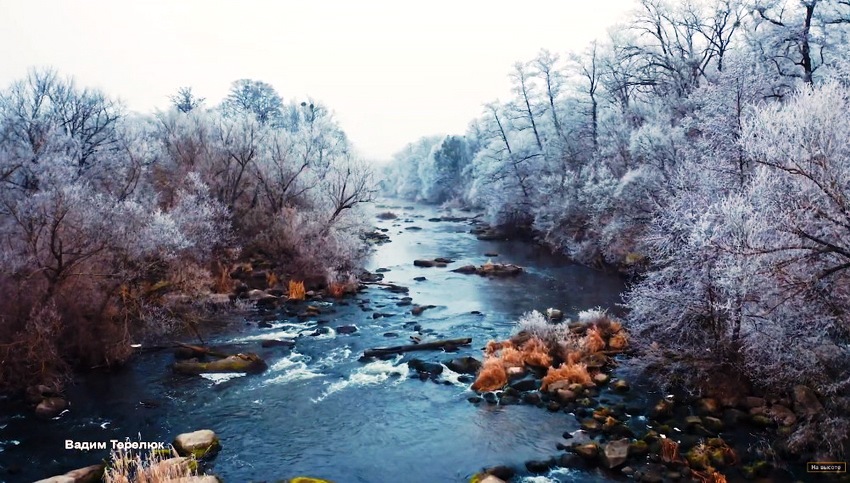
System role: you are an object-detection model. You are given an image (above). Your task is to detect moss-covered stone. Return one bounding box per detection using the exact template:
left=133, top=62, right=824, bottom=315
left=629, top=440, right=649, bottom=457
left=685, top=447, right=710, bottom=470
left=741, top=460, right=772, bottom=479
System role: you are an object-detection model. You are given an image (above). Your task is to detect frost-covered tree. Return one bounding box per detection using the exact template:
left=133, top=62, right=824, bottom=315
left=220, top=79, right=283, bottom=125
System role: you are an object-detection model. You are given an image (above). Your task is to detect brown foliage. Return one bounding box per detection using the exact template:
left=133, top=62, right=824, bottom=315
left=485, top=339, right=511, bottom=356
left=608, top=331, right=629, bottom=351
left=519, top=336, right=553, bottom=367
left=288, top=280, right=306, bottom=301
left=584, top=327, right=606, bottom=353
left=327, top=282, right=345, bottom=298
left=500, top=346, right=525, bottom=368
left=471, top=357, right=508, bottom=392
left=541, top=363, right=592, bottom=391
left=661, top=437, right=680, bottom=463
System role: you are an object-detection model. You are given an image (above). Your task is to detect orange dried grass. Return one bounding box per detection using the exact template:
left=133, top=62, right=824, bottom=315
left=692, top=469, right=727, bottom=483
left=485, top=339, right=512, bottom=355
left=500, top=346, right=525, bottom=368
left=266, top=272, right=279, bottom=288
left=471, top=357, right=507, bottom=392
left=520, top=336, right=553, bottom=367
left=288, top=280, right=306, bottom=301
left=541, top=363, right=592, bottom=391
left=660, top=437, right=680, bottom=463
left=608, top=331, right=629, bottom=351
left=327, top=282, right=345, bottom=298
left=584, top=327, right=606, bottom=353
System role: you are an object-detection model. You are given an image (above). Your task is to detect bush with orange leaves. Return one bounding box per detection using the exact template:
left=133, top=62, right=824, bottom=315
left=584, top=327, right=606, bottom=353
left=327, top=282, right=346, bottom=298
left=471, top=357, right=508, bottom=392
left=608, top=330, right=629, bottom=351
left=520, top=336, right=552, bottom=367
left=540, top=363, right=592, bottom=391
left=288, top=280, right=306, bottom=300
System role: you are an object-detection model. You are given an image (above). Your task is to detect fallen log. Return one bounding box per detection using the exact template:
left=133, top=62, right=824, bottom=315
left=363, top=338, right=472, bottom=358
left=173, top=353, right=268, bottom=375
left=175, top=342, right=230, bottom=359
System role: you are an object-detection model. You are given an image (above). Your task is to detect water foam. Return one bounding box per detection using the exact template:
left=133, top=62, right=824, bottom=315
left=265, top=351, right=322, bottom=384
left=230, top=322, right=312, bottom=342
left=312, top=356, right=410, bottom=402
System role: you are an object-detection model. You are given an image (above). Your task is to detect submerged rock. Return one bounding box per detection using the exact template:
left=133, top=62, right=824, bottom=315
left=173, top=429, right=221, bottom=459
left=261, top=339, right=295, bottom=348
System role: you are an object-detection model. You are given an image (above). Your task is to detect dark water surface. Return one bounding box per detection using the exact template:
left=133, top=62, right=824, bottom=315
left=1, top=202, right=633, bottom=483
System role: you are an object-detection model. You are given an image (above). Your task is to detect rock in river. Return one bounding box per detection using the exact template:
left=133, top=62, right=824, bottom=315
left=601, top=438, right=630, bottom=469
left=444, top=356, right=482, bottom=375
left=408, top=358, right=443, bottom=376
left=261, top=339, right=295, bottom=348
left=173, top=429, right=221, bottom=459
left=173, top=353, right=267, bottom=375
left=35, top=397, right=67, bottom=419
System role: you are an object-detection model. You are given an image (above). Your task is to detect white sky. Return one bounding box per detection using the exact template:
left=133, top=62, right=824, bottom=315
left=0, top=0, right=636, bottom=161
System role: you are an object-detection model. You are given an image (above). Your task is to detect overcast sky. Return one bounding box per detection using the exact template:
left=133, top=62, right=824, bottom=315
left=0, top=0, right=635, bottom=161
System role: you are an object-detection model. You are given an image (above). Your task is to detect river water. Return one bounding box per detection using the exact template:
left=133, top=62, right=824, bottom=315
left=0, top=202, right=632, bottom=483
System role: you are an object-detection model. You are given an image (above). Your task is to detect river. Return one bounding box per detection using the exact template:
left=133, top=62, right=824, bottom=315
left=1, top=202, right=635, bottom=483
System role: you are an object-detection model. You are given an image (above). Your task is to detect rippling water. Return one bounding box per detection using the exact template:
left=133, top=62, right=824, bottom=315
left=0, top=201, right=630, bottom=483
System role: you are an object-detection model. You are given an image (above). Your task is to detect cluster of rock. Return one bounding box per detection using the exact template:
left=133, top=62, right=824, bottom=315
left=452, top=261, right=523, bottom=277
left=35, top=429, right=222, bottom=483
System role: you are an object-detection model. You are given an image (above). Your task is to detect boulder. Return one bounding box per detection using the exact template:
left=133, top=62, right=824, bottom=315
left=173, top=354, right=267, bottom=375
left=742, top=396, right=766, bottom=409
left=26, top=384, right=56, bottom=404
left=35, top=397, right=67, bottom=419
left=769, top=404, right=797, bottom=426
left=451, top=264, right=478, bottom=274
left=525, top=458, right=554, bottom=473
left=261, top=339, right=295, bottom=348
left=336, top=325, right=358, bottom=334
left=472, top=475, right=505, bottom=483
left=601, top=438, right=630, bottom=469
left=411, top=304, right=436, bottom=316
left=407, top=359, right=443, bottom=376
left=793, top=385, right=823, bottom=418
left=509, top=377, right=540, bottom=392
left=482, top=465, right=514, bottom=481
left=444, top=356, right=481, bottom=375
left=173, top=430, right=221, bottom=459
left=573, top=442, right=599, bottom=460
left=64, top=464, right=105, bottom=483
left=478, top=263, right=523, bottom=277
left=413, top=259, right=438, bottom=267
left=148, top=456, right=199, bottom=474
left=696, top=398, right=720, bottom=415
